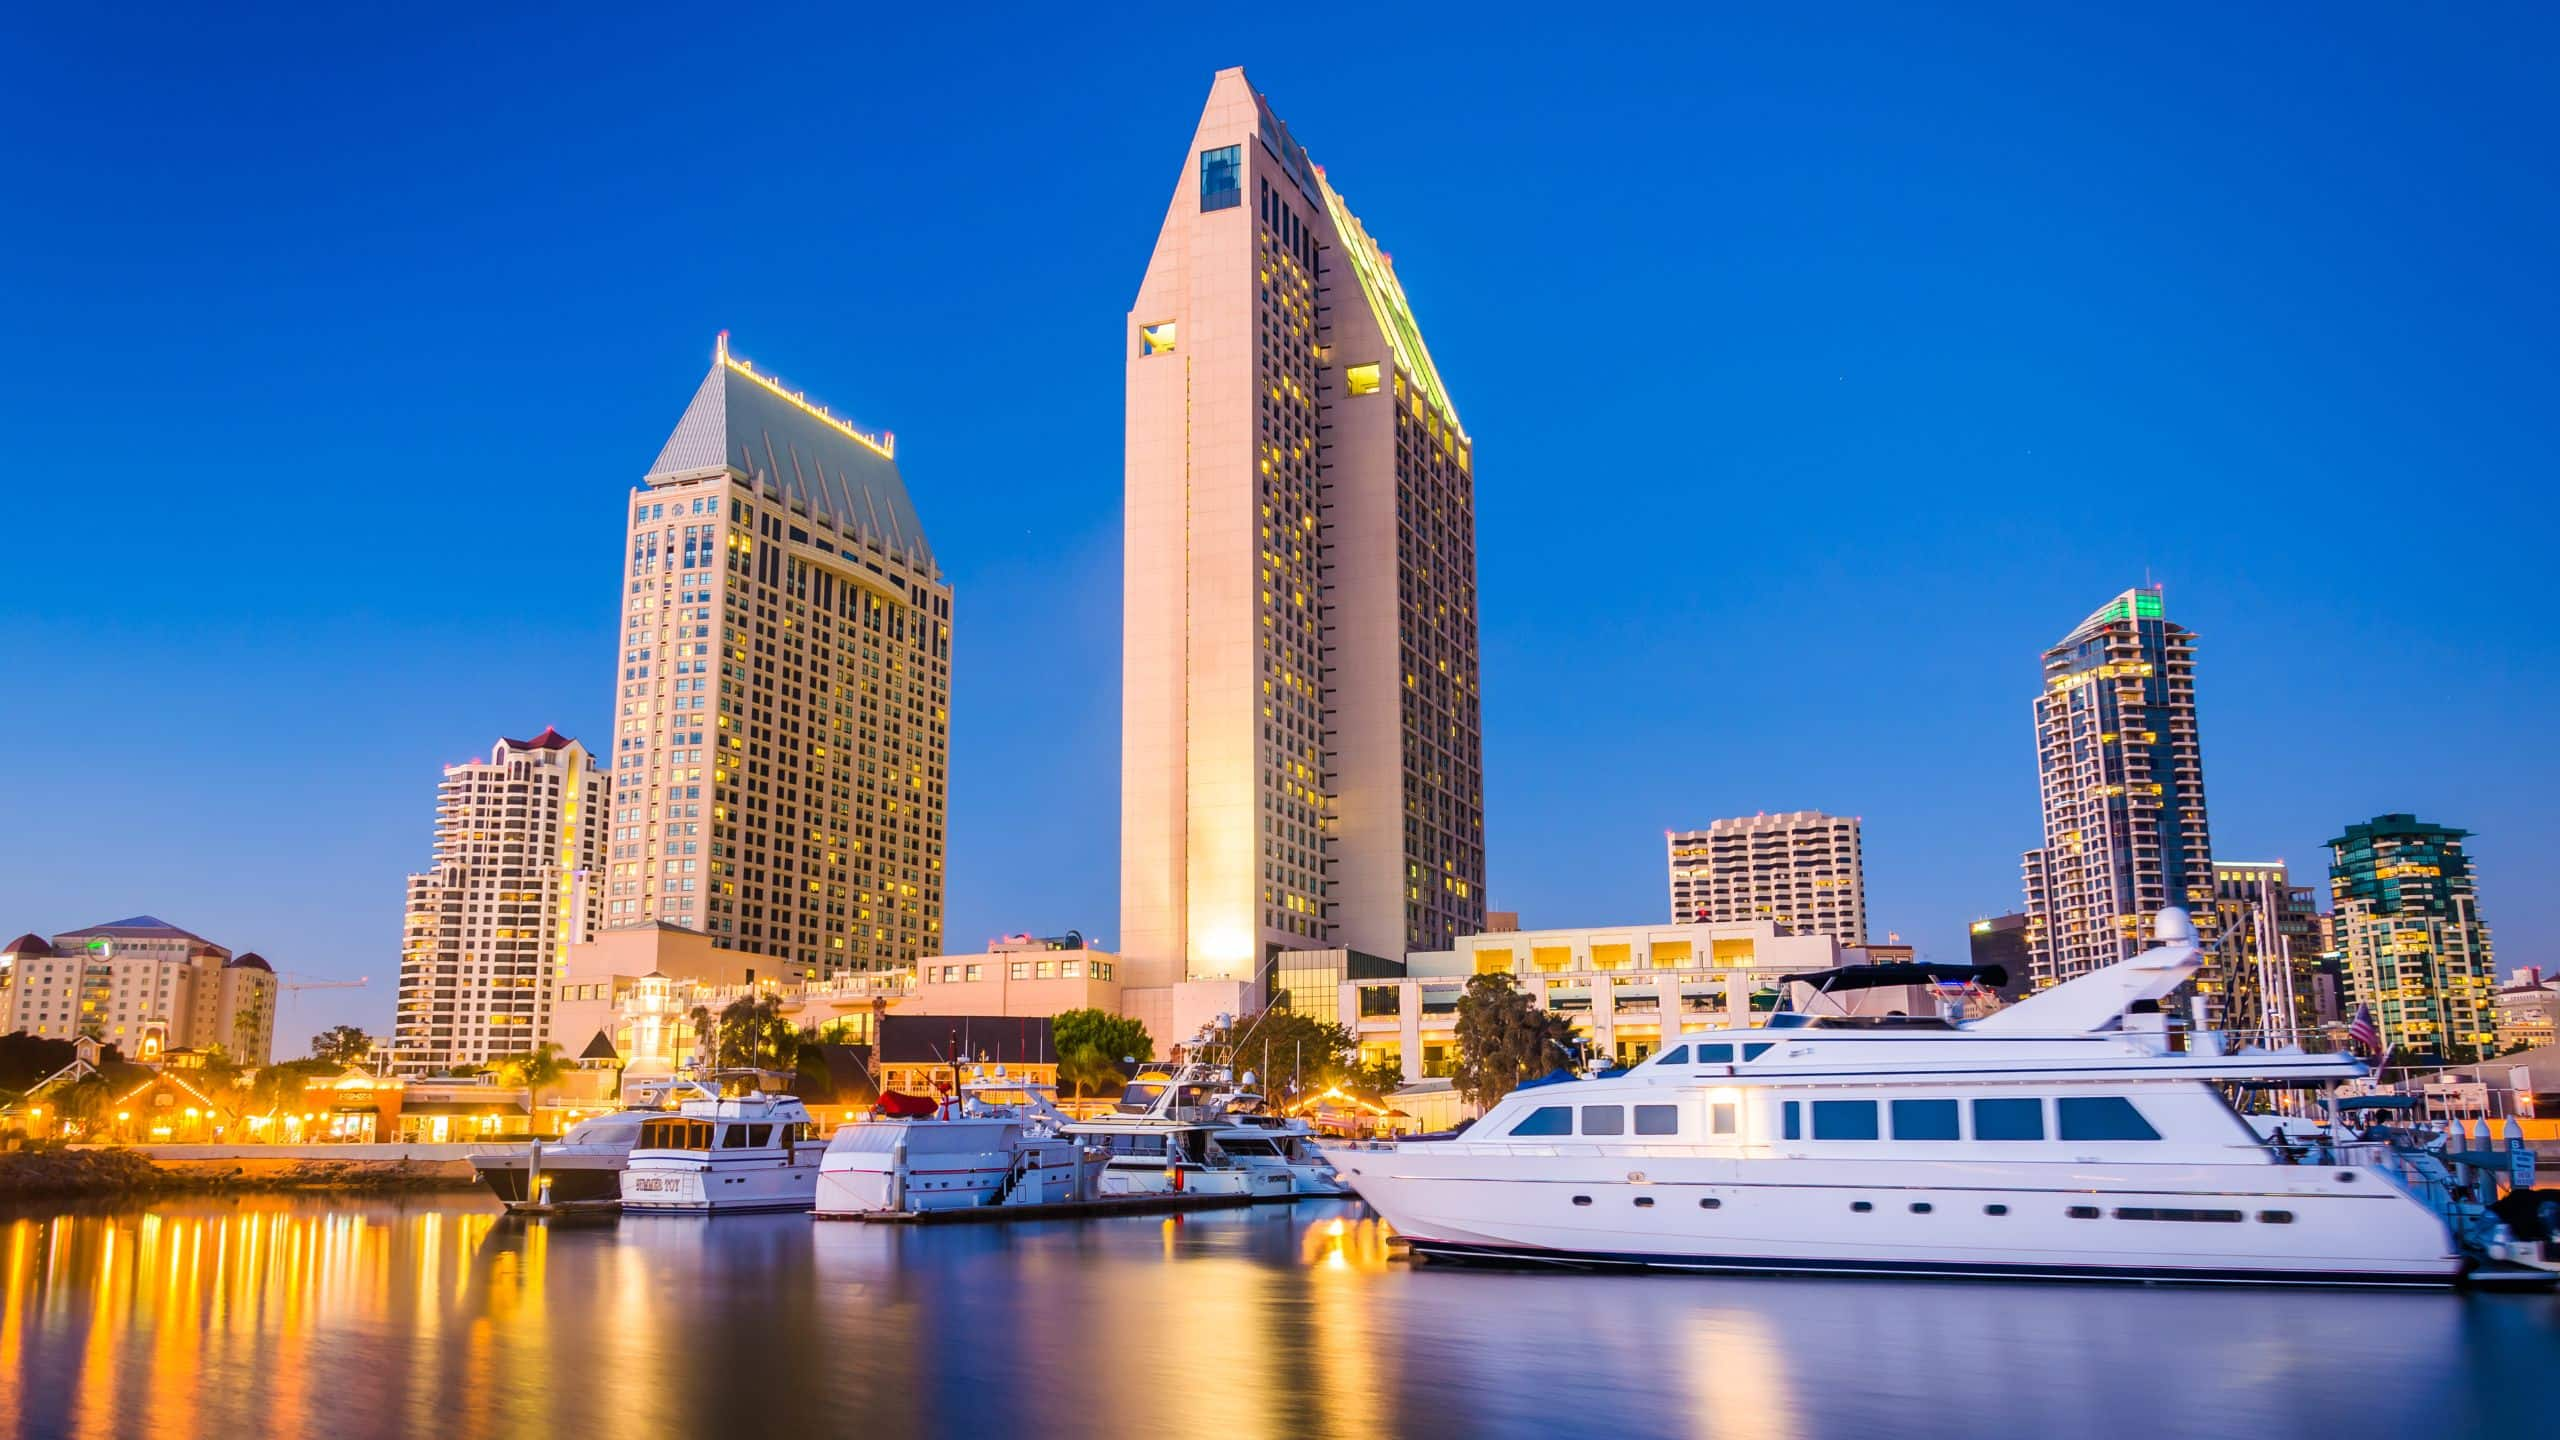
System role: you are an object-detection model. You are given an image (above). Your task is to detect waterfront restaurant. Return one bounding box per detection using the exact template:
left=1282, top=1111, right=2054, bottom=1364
left=285, top=1068, right=531, bottom=1142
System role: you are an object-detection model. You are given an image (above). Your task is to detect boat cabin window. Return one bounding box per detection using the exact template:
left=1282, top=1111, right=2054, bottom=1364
left=1635, top=1104, right=1679, bottom=1136
left=1696, top=1044, right=1734, bottom=1064
left=638, top=1118, right=714, bottom=1151
left=1891, top=1099, right=1960, bottom=1141
left=1220, top=1137, right=1281, bottom=1155
left=1783, top=1102, right=1800, bottom=1140
left=1709, top=1102, right=1736, bottom=1135
left=2057, top=1097, right=2161, bottom=1142
left=1652, top=1046, right=1689, bottom=1065
left=1116, top=1082, right=1166, bottom=1115
left=1812, top=1100, right=1879, bottom=1140
left=1742, top=1043, right=1775, bottom=1061
left=1581, top=1105, right=1624, bottom=1136
left=720, top=1125, right=750, bottom=1149
left=1508, top=1105, right=1574, bottom=1137
left=1971, top=1098, right=2044, bottom=1141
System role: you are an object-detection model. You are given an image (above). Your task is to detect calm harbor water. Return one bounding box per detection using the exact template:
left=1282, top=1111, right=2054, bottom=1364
left=0, top=1194, right=2551, bottom=1440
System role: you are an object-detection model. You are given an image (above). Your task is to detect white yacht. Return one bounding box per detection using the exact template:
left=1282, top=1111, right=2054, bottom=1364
left=814, top=1078, right=1100, bottom=1216
left=1206, top=1089, right=1352, bottom=1196
left=1063, top=1066, right=1293, bottom=1200
left=620, top=1091, right=821, bottom=1214
left=1326, top=909, right=2466, bottom=1287
left=470, top=1079, right=718, bottom=1210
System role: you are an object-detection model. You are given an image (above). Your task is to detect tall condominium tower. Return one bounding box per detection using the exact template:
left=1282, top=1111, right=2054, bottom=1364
left=2327, top=814, right=2495, bottom=1063
left=392, top=729, right=607, bottom=1075
left=1667, top=812, right=1867, bottom=943
left=2020, top=586, right=2216, bottom=987
left=1123, top=68, right=1485, bottom=995
left=2209, top=859, right=2324, bottom=1045
left=604, top=337, right=951, bottom=980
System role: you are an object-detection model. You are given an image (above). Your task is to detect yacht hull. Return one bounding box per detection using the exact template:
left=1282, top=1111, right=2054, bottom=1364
left=1328, top=1151, right=2462, bottom=1287
left=621, top=1158, right=820, bottom=1213
left=473, top=1159, right=624, bottom=1207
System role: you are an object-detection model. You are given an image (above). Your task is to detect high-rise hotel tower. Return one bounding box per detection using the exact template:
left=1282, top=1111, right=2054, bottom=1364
left=1123, top=69, right=1485, bottom=992
left=603, top=337, right=952, bottom=980
left=2020, top=586, right=2217, bottom=988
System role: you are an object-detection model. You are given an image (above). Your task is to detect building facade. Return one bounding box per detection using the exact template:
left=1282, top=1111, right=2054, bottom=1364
left=2020, top=586, right=2216, bottom=988
left=0, top=917, right=276, bottom=1063
left=604, top=337, right=952, bottom=980
left=1667, top=812, right=1867, bottom=942
left=2495, top=970, right=2558, bottom=1055
left=392, top=728, right=609, bottom=1076
left=2328, top=814, right=2496, bottom=1063
left=1340, top=920, right=1859, bottom=1081
left=1122, top=68, right=1486, bottom=1002
left=2208, top=860, right=2325, bottom=1044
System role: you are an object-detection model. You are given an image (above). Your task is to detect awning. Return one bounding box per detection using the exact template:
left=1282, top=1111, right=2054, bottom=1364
left=399, top=1100, right=530, bottom=1117
left=2332, top=1095, right=2423, bottom=1111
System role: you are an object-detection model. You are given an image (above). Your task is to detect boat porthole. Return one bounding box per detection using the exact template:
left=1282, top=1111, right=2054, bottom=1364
left=1909, top=1202, right=1932, bottom=1214
left=2068, top=1206, right=2101, bottom=1219
left=1984, top=1204, right=2008, bottom=1216
left=2335, top=1172, right=2356, bottom=1183
left=2259, top=1210, right=2295, bottom=1224
left=1634, top=1196, right=1655, bottom=1209
left=1850, top=1201, right=1873, bottom=1214
left=1699, top=1198, right=1721, bottom=1210
left=1571, top=1195, right=1593, bottom=1207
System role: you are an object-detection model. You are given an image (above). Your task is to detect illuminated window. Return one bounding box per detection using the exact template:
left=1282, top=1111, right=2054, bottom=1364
left=1140, top=321, right=1177, bottom=356
left=1345, top=362, right=1382, bottom=396
left=1199, top=145, right=1241, bottom=211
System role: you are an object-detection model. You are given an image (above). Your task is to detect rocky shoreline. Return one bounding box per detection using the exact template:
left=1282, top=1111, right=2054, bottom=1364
left=0, top=1147, right=479, bottom=1199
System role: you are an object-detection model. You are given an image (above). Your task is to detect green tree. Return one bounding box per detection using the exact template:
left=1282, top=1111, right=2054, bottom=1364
left=688, top=1005, right=716, bottom=1067
left=1055, top=1044, right=1126, bottom=1103
left=246, top=1057, right=343, bottom=1113
left=1452, top=972, right=1578, bottom=1110
left=714, top=995, right=798, bottom=1071
left=309, top=1025, right=372, bottom=1065
left=1051, top=1009, right=1151, bottom=1066
left=53, top=1071, right=119, bottom=1135
left=494, top=1042, right=567, bottom=1115
left=1211, top=1008, right=1365, bottom=1098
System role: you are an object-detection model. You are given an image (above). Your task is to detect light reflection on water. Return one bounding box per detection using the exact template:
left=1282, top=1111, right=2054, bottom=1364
left=0, top=1196, right=2550, bottom=1440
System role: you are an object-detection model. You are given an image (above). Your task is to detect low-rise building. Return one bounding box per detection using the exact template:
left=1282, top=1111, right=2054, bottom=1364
left=1336, top=919, right=1855, bottom=1082
left=2494, top=969, right=2558, bottom=1054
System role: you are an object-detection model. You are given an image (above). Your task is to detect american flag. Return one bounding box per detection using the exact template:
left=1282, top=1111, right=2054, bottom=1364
left=2347, top=1004, right=2380, bottom=1055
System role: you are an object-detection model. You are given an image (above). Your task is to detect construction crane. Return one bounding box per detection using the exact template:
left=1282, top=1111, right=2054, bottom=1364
left=275, top=971, right=369, bottom=1054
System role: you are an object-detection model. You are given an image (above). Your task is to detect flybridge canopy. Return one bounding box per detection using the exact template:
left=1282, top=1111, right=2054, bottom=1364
left=1968, top=908, right=2203, bottom=1035
left=1781, top=963, right=2010, bottom=994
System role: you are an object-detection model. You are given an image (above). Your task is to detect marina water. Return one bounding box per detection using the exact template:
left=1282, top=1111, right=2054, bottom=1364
left=1, top=1195, right=2550, bottom=1439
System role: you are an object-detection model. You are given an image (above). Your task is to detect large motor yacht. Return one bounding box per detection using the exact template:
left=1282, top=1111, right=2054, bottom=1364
left=620, top=1091, right=821, bottom=1214
left=1326, top=909, right=2466, bottom=1287
left=470, top=1078, right=717, bottom=1209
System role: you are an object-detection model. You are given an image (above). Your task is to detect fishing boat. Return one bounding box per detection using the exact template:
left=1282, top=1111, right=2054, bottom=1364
left=619, top=1090, right=820, bottom=1214
left=1327, top=908, right=2485, bottom=1287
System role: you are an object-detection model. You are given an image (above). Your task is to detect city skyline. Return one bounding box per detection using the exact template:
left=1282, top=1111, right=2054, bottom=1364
left=5, top=11, right=2554, bottom=1043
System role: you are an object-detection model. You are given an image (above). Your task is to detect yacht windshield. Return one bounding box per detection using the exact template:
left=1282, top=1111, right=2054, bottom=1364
left=1117, top=1082, right=1167, bottom=1115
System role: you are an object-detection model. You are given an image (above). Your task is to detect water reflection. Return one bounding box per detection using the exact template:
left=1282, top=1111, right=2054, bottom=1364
left=0, top=1196, right=2551, bottom=1440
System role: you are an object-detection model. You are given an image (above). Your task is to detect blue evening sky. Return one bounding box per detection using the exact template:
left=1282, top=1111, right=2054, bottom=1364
left=3, top=5, right=2552, bottom=1042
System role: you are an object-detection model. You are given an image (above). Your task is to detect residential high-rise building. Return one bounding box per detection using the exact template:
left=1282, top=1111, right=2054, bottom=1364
left=2209, top=860, right=2323, bottom=1044
left=0, top=917, right=276, bottom=1063
left=1122, top=69, right=1485, bottom=1002
left=392, top=728, right=608, bottom=1076
left=603, top=337, right=951, bottom=981
left=2327, top=814, right=2496, bottom=1063
left=1965, top=913, right=2035, bottom=1002
left=1667, top=813, right=1867, bottom=943
left=2020, top=586, right=2216, bottom=988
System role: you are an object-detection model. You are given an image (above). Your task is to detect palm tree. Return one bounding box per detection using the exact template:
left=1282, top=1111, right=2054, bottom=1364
left=688, top=1005, right=715, bottom=1071
left=499, top=1042, right=567, bottom=1132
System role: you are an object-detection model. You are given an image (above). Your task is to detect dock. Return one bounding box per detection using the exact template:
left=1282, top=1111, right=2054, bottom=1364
left=817, top=1192, right=1260, bottom=1224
